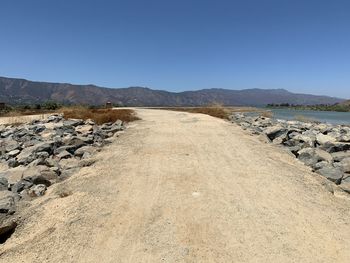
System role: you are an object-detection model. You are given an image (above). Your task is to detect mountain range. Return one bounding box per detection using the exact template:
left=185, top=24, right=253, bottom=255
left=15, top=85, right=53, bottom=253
left=0, top=76, right=344, bottom=106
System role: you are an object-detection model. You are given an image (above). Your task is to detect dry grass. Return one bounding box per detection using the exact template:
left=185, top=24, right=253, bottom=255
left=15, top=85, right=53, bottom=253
left=154, top=104, right=230, bottom=119
left=0, top=109, right=55, bottom=117
left=0, top=114, right=49, bottom=126
left=60, top=106, right=139, bottom=124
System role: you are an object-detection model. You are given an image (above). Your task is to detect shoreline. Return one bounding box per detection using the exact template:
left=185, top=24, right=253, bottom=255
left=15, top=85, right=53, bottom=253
left=230, top=112, right=350, bottom=196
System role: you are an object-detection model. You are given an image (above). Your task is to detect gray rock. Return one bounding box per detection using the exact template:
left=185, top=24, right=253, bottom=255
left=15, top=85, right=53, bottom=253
left=0, top=191, right=16, bottom=214
left=313, top=161, right=330, bottom=170
left=63, top=119, right=84, bottom=127
left=7, top=149, right=20, bottom=158
left=0, top=177, right=8, bottom=191
left=331, top=151, right=350, bottom=162
left=2, top=139, right=20, bottom=153
left=335, top=157, right=350, bottom=173
left=297, top=148, right=332, bottom=167
left=291, top=134, right=315, bottom=148
left=16, top=142, right=54, bottom=164
left=28, top=184, right=47, bottom=197
left=74, top=146, right=96, bottom=157
left=57, top=150, right=72, bottom=160
left=264, top=126, right=287, bottom=141
left=317, top=167, right=343, bottom=184
left=62, top=137, right=86, bottom=148
left=75, top=125, right=94, bottom=135
left=7, top=158, right=18, bottom=168
left=320, top=142, right=350, bottom=153
left=316, top=133, right=336, bottom=145
left=11, top=179, right=33, bottom=193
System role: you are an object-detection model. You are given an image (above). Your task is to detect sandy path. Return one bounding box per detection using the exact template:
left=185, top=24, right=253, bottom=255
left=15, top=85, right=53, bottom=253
left=1, top=109, right=349, bottom=262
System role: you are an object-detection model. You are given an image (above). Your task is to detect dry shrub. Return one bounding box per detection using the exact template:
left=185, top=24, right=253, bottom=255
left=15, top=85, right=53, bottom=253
left=159, top=104, right=230, bottom=119
left=60, top=106, right=139, bottom=124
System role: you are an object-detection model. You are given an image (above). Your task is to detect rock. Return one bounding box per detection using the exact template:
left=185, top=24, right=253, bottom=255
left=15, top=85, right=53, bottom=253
left=0, top=177, right=8, bottom=191
left=297, top=148, right=332, bottom=167
left=291, top=134, right=315, bottom=148
left=7, top=158, right=18, bottom=168
left=340, top=176, right=350, bottom=193
left=54, top=145, right=77, bottom=155
left=74, top=146, right=96, bottom=157
left=16, top=141, right=54, bottom=164
left=317, top=167, right=343, bottom=184
left=264, top=126, right=287, bottom=141
left=78, top=158, right=96, bottom=167
left=62, top=137, right=86, bottom=148
left=335, top=157, right=350, bottom=173
left=0, top=191, right=16, bottom=214
left=47, top=114, right=62, bottom=123
left=75, top=125, right=93, bottom=135
left=59, top=158, right=80, bottom=170
left=331, top=151, right=350, bottom=162
left=63, top=119, right=84, bottom=127
left=28, top=184, right=47, bottom=197
left=7, top=149, right=20, bottom=158
left=11, top=179, right=33, bottom=193
left=0, top=220, right=17, bottom=240
left=31, top=176, right=51, bottom=187
left=313, top=161, right=330, bottom=170
left=339, top=135, right=350, bottom=143
left=316, top=133, right=336, bottom=145
left=320, top=142, right=350, bottom=153
left=57, top=150, right=72, bottom=160
left=315, top=148, right=333, bottom=163
left=3, top=140, right=20, bottom=153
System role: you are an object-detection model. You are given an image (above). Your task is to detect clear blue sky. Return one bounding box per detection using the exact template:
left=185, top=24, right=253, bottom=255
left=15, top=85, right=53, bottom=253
left=0, top=0, right=349, bottom=98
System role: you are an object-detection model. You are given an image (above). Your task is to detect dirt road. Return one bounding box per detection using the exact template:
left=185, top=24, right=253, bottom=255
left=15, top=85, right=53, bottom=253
left=1, top=109, right=350, bottom=262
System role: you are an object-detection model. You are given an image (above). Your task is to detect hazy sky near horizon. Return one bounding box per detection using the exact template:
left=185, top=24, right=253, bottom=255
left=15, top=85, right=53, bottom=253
left=0, top=0, right=349, bottom=98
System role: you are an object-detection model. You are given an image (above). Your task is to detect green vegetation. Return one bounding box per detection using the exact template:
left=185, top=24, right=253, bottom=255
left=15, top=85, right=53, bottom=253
left=266, top=103, right=350, bottom=112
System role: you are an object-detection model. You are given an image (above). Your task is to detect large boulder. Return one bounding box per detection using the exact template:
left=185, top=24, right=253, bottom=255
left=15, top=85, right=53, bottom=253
left=297, top=148, right=332, bottom=167
left=16, top=141, right=54, bottom=164
left=74, top=146, right=96, bottom=157
left=334, top=158, right=350, bottom=173
left=264, top=126, right=287, bottom=141
left=331, top=151, right=350, bottom=162
left=320, top=142, right=350, bottom=153
left=340, top=176, right=350, bottom=193
left=317, top=167, right=343, bottom=184
left=3, top=140, right=20, bottom=153
left=316, top=133, right=336, bottom=145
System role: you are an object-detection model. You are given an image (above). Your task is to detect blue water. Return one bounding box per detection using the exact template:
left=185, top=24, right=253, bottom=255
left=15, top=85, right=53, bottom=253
left=269, top=108, right=350, bottom=125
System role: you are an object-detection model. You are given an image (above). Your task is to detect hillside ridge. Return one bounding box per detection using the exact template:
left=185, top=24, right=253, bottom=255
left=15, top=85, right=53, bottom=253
left=0, top=76, right=344, bottom=106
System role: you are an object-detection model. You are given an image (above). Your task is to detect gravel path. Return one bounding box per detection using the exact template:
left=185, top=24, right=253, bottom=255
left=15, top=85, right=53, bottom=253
left=1, top=109, right=349, bottom=262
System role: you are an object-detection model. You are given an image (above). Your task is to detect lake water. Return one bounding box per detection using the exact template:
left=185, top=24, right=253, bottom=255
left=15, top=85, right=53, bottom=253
left=268, top=108, right=350, bottom=125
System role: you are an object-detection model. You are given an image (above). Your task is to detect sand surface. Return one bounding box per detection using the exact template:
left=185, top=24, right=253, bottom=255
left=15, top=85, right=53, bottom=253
left=1, top=109, right=349, bottom=262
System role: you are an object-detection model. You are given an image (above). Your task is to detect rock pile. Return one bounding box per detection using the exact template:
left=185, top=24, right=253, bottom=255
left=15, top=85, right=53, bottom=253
left=0, top=114, right=124, bottom=224
left=230, top=113, right=350, bottom=195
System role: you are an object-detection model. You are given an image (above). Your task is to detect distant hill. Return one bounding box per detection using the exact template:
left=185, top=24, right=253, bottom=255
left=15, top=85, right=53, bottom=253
left=340, top=100, right=350, bottom=106
left=0, top=76, right=344, bottom=106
